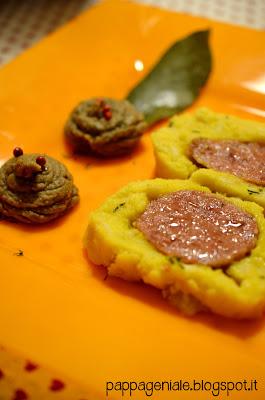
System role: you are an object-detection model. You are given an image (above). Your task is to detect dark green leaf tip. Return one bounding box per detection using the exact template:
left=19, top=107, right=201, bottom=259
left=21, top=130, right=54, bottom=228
left=127, top=29, right=212, bottom=126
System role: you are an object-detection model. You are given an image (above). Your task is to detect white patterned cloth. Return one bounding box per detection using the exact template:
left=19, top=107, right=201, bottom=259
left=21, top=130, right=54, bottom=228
left=140, top=0, right=265, bottom=30
left=0, top=0, right=264, bottom=66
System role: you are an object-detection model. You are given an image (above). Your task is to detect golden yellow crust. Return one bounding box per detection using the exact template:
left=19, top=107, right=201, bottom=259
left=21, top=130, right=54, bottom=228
left=84, top=179, right=265, bottom=319
left=151, top=108, right=265, bottom=207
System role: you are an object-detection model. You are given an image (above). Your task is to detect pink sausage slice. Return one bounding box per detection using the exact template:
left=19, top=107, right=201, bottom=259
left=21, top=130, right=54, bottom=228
left=136, top=191, right=258, bottom=267
left=190, top=138, right=265, bottom=186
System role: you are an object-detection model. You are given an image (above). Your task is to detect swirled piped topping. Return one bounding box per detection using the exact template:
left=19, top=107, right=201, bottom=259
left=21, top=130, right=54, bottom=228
left=136, top=190, right=258, bottom=267
left=64, top=97, right=146, bottom=156
left=190, top=138, right=265, bottom=186
left=0, top=149, right=79, bottom=224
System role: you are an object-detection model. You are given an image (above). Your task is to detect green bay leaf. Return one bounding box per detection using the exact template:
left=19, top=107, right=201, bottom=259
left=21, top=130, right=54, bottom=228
left=127, top=30, right=212, bottom=125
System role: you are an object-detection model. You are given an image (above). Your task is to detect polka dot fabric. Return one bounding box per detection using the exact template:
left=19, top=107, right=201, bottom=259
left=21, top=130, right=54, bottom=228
left=0, top=0, right=264, bottom=66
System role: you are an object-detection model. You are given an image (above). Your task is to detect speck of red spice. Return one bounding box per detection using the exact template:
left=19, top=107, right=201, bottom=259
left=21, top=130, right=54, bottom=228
left=49, top=379, right=65, bottom=391
left=36, top=156, right=46, bottom=168
left=13, top=389, right=28, bottom=400
left=24, top=361, right=38, bottom=372
left=13, top=147, right=23, bottom=158
left=0, top=368, right=4, bottom=379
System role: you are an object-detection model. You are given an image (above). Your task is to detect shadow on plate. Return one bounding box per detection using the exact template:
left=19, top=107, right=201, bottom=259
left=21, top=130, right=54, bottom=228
left=0, top=200, right=81, bottom=234
left=62, top=133, right=147, bottom=169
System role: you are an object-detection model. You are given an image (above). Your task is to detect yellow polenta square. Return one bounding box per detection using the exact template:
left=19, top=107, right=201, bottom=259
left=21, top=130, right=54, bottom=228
left=84, top=179, right=265, bottom=319
left=151, top=108, right=265, bottom=208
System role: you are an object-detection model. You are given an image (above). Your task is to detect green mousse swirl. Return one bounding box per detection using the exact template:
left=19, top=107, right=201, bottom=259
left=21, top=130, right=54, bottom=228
left=64, top=98, right=146, bottom=156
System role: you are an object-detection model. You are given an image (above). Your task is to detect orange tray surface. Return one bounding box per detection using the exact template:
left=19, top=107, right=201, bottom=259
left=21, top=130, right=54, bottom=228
left=0, top=1, right=265, bottom=399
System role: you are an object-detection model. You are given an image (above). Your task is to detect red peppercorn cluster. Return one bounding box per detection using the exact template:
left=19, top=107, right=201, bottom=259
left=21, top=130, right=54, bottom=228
left=96, top=98, right=112, bottom=121
left=12, top=148, right=47, bottom=172
left=103, top=104, right=112, bottom=121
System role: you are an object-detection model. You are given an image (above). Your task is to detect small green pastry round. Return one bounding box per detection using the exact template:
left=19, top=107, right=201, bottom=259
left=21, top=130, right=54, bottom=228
left=151, top=108, right=265, bottom=208
left=65, top=98, right=146, bottom=157
left=84, top=178, right=265, bottom=319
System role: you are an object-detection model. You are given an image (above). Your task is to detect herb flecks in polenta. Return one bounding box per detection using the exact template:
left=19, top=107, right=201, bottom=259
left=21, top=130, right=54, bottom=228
left=84, top=179, right=265, bottom=319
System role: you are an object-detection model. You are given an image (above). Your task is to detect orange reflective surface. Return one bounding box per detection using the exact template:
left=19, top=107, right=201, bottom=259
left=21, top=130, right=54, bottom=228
left=0, top=1, right=265, bottom=398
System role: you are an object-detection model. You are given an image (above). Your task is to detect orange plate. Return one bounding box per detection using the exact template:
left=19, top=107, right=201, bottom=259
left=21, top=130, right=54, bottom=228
left=0, top=1, right=265, bottom=399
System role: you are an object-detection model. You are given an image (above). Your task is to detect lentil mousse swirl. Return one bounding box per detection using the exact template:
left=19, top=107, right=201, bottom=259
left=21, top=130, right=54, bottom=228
left=64, top=97, right=146, bottom=156
left=0, top=153, right=79, bottom=223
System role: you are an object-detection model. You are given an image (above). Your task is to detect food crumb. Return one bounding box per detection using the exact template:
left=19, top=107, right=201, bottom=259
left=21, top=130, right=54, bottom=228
left=14, top=249, right=24, bottom=257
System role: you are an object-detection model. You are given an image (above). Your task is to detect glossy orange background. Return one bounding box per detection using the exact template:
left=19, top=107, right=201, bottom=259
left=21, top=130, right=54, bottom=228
left=0, top=0, right=265, bottom=398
